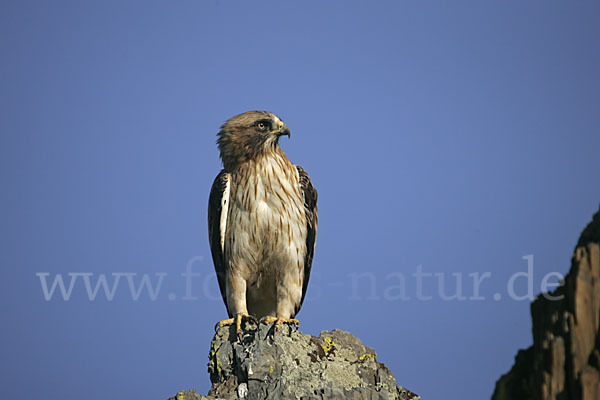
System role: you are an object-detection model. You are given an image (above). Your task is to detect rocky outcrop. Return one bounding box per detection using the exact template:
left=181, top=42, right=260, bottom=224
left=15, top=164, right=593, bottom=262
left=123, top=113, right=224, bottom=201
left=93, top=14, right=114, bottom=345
left=492, top=206, right=600, bottom=400
left=170, top=322, right=419, bottom=400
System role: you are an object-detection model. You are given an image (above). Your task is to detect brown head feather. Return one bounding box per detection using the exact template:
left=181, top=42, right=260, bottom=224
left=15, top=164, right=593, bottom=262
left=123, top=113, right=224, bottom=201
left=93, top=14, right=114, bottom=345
left=217, top=111, right=289, bottom=170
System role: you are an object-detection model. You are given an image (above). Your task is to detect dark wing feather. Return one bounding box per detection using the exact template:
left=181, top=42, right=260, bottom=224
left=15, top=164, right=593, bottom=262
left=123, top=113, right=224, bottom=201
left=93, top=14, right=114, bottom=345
left=294, top=165, right=318, bottom=317
left=208, top=170, right=231, bottom=317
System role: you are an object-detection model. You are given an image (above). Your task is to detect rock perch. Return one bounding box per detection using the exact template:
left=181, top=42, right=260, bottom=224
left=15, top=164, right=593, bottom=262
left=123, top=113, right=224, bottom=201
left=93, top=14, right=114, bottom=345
left=170, top=322, right=419, bottom=400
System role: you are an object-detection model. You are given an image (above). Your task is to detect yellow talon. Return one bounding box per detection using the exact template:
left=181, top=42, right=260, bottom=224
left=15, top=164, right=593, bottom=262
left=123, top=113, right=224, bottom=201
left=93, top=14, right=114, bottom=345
left=215, top=317, right=234, bottom=330
left=215, top=312, right=255, bottom=335
left=260, top=316, right=299, bottom=330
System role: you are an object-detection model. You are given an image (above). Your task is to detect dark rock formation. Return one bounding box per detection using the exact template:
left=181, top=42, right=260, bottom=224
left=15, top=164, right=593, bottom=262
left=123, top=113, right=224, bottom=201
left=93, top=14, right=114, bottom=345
left=170, top=322, right=419, bottom=400
left=492, top=206, right=600, bottom=400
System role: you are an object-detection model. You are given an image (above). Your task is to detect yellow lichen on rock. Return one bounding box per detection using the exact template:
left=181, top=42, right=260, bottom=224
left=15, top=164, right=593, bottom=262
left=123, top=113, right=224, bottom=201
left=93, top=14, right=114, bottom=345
left=359, top=353, right=376, bottom=362
left=322, top=336, right=335, bottom=355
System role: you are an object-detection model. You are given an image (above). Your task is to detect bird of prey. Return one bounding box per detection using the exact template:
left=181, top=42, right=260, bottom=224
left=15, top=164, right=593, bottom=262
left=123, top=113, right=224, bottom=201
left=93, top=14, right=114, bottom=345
left=208, top=111, right=318, bottom=335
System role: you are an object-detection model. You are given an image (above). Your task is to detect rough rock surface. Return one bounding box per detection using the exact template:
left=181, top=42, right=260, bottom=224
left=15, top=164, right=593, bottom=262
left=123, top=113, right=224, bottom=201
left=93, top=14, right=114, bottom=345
left=170, top=322, right=419, bottom=400
left=492, top=206, right=600, bottom=400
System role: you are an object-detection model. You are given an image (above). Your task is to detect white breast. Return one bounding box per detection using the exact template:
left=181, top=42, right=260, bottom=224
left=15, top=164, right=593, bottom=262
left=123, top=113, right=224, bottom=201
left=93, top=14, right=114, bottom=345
left=227, top=154, right=307, bottom=277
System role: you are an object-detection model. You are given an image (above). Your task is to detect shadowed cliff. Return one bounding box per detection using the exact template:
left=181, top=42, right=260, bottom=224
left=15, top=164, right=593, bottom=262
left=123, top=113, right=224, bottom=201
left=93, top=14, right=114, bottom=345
left=492, top=206, right=600, bottom=400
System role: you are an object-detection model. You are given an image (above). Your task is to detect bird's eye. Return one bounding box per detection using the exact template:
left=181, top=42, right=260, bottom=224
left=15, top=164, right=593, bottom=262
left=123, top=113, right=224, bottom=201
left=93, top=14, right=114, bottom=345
left=256, top=121, right=267, bottom=130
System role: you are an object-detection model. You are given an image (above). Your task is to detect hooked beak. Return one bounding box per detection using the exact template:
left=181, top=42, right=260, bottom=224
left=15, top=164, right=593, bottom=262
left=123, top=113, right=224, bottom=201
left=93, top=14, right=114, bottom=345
left=278, top=124, right=291, bottom=138
left=271, top=120, right=290, bottom=138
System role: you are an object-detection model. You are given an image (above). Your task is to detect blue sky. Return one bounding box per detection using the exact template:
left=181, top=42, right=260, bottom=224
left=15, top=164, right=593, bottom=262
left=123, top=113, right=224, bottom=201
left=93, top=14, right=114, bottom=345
left=1, top=1, right=599, bottom=399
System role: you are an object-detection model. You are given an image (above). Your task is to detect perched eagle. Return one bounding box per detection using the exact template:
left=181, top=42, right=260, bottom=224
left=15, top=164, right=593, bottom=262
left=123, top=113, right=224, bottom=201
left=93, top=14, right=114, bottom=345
left=208, top=111, right=318, bottom=334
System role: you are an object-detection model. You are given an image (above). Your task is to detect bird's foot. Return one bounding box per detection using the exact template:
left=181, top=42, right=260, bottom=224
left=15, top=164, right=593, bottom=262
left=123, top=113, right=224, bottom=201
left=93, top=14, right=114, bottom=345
left=259, top=315, right=299, bottom=331
left=214, top=312, right=257, bottom=337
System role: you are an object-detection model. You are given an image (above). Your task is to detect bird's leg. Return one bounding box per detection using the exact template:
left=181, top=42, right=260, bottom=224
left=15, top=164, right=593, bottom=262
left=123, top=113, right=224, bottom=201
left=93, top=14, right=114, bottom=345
left=214, top=312, right=257, bottom=336
left=261, top=281, right=301, bottom=331
left=260, top=315, right=299, bottom=330
left=215, top=273, right=256, bottom=338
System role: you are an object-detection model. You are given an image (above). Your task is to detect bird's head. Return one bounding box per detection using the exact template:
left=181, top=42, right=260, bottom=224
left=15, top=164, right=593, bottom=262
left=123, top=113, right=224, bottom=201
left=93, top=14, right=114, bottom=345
left=216, top=111, right=291, bottom=169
